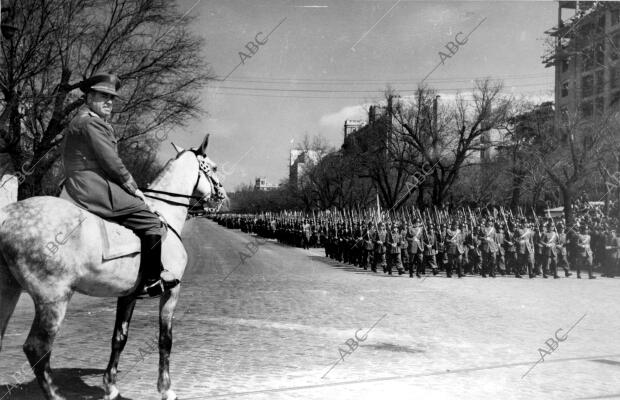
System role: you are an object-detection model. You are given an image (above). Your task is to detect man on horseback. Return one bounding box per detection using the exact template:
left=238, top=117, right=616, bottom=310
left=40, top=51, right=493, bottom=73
left=61, top=72, right=178, bottom=297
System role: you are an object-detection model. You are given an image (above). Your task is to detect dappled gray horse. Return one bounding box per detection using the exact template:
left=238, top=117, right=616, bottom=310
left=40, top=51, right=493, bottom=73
left=0, top=134, right=226, bottom=400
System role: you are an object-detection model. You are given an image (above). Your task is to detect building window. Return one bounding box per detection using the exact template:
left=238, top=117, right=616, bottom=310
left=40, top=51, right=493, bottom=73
left=595, top=42, right=605, bottom=66
left=562, top=59, right=570, bottom=72
left=583, top=48, right=595, bottom=71
left=611, top=90, right=620, bottom=107
left=613, top=9, right=620, bottom=26
left=582, top=74, right=594, bottom=97
left=595, top=70, right=604, bottom=93
left=561, top=81, right=569, bottom=97
left=582, top=100, right=593, bottom=118
left=613, top=34, right=620, bottom=61
left=595, top=96, right=605, bottom=116
left=598, top=14, right=606, bottom=29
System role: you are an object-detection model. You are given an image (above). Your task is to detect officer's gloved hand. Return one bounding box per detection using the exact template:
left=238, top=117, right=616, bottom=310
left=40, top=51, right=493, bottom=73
left=135, top=189, right=155, bottom=213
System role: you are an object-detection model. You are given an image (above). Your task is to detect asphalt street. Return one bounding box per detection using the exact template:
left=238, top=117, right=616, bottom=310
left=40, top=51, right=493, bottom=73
left=1, top=218, right=620, bottom=400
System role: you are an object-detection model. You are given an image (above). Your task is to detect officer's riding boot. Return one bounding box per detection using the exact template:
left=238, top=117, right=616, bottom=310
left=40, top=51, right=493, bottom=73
left=138, top=235, right=180, bottom=297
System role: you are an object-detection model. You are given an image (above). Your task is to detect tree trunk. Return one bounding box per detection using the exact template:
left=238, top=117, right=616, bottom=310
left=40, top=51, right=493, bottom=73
left=510, top=172, right=524, bottom=210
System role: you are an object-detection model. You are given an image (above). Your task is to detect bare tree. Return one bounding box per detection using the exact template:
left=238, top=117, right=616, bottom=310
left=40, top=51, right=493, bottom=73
left=0, top=0, right=213, bottom=198
left=392, top=80, right=513, bottom=206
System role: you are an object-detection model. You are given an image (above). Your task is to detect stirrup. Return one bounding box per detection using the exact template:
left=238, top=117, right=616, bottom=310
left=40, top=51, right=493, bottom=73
left=138, top=270, right=180, bottom=298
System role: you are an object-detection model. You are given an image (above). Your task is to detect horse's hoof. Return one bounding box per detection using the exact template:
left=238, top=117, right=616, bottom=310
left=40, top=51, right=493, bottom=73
left=104, top=386, right=120, bottom=400
left=162, top=389, right=177, bottom=400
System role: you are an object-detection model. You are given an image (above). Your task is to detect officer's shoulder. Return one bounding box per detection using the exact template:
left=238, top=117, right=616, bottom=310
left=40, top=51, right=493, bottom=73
left=76, top=110, right=111, bottom=130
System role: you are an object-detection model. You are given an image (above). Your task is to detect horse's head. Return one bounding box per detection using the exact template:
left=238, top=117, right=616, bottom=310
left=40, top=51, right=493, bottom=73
left=172, top=134, right=228, bottom=211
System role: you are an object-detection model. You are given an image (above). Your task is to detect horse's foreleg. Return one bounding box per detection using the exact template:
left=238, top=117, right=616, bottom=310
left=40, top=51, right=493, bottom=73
left=158, top=286, right=180, bottom=400
left=103, top=295, right=137, bottom=400
left=24, top=297, right=70, bottom=400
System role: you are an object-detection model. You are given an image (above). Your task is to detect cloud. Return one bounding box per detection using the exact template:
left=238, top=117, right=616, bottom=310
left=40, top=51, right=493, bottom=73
left=318, top=104, right=370, bottom=131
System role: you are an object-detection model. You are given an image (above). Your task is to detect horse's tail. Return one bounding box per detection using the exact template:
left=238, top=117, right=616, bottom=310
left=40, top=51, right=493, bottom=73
left=0, top=205, right=22, bottom=353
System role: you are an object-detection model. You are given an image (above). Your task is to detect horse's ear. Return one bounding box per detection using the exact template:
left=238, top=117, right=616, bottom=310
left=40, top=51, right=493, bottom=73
left=171, top=142, right=184, bottom=153
left=198, top=133, right=210, bottom=156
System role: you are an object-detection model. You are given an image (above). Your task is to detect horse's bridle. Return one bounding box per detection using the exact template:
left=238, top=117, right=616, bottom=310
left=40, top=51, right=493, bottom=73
left=141, top=151, right=226, bottom=211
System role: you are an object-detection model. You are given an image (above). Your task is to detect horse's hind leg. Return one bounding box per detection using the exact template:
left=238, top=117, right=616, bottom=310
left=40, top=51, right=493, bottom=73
left=158, top=286, right=180, bottom=400
left=0, top=266, right=21, bottom=353
left=24, top=298, right=70, bottom=400
left=103, top=295, right=137, bottom=400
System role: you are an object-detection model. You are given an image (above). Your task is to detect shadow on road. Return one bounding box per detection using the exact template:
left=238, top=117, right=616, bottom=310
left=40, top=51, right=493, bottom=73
left=0, top=368, right=137, bottom=400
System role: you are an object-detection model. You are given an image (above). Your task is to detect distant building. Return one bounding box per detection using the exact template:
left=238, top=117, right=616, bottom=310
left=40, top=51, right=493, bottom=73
left=254, top=177, right=278, bottom=191
left=544, top=1, right=620, bottom=123
left=289, top=149, right=320, bottom=188
left=344, top=120, right=365, bottom=139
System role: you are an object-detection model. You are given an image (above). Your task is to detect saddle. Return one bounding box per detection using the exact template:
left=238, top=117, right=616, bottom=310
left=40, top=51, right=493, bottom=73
left=59, top=188, right=141, bottom=260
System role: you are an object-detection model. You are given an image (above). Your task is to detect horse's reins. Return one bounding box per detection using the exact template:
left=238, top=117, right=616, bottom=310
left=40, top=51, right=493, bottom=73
left=139, top=153, right=225, bottom=239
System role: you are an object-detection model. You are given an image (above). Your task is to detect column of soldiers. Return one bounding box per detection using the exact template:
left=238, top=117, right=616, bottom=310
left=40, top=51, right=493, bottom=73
left=211, top=208, right=620, bottom=279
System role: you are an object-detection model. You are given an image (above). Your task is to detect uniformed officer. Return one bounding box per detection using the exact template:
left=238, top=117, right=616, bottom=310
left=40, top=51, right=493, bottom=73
left=575, top=225, right=596, bottom=279
left=556, top=224, right=572, bottom=277
left=542, top=223, right=559, bottom=278
left=446, top=221, right=464, bottom=278
left=62, top=73, right=178, bottom=297
left=373, top=222, right=388, bottom=273
left=515, top=219, right=535, bottom=278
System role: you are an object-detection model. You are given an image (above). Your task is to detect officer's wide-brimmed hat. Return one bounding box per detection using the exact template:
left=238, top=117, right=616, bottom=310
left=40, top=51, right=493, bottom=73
left=80, top=73, right=122, bottom=97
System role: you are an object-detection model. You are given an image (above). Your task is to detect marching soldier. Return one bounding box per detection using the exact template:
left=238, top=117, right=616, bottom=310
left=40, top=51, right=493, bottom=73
left=386, top=224, right=404, bottom=275
left=556, top=224, right=572, bottom=277
left=515, top=219, right=535, bottom=278
left=406, top=219, right=424, bottom=278
left=495, top=224, right=507, bottom=276
left=423, top=225, right=439, bottom=275
left=481, top=220, right=498, bottom=277
left=542, top=223, right=559, bottom=278
left=362, top=222, right=375, bottom=270
left=534, top=223, right=547, bottom=278
left=446, top=221, right=465, bottom=278
left=575, top=225, right=596, bottom=279
left=399, top=223, right=409, bottom=275
left=372, top=222, right=388, bottom=273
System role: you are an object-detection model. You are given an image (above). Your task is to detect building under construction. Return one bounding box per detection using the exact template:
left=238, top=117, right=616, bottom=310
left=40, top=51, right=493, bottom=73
left=544, top=1, right=620, bottom=124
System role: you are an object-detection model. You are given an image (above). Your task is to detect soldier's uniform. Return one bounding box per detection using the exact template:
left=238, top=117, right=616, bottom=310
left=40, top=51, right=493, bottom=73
left=372, top=223, right=388, bottom=273
left=575, top=226, right=596, bottom=279
left=495, top=225, right=507, bottom=275
left=446, top=223, right=465, bottom=278
left=542, top=225, right=559, bottom=278
left=556, top=225, right=572, bottom=277
left=465, top=227, right=482, bottom=276
left=362, top=223, right=375, bottom=270
left=515, top=222, right=535, bottom=278
left=406, top=221, right=424, bottom=278
left=423, top=227, right=438, bottom=275
left=62, top=73, right=175, bottom=297
left=386, top=226, right=403, bottom=275
left=503, top=225, right=519, bottom=277
left=481, top=222, right=498, bottom=277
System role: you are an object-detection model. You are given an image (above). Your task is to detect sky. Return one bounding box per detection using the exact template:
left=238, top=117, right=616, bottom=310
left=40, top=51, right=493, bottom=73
left=160, top=0, right=562, bottom=191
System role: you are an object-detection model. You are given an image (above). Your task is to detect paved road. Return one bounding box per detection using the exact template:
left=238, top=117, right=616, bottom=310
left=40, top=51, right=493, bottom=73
left=1, top=218, right=620, bottom=400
